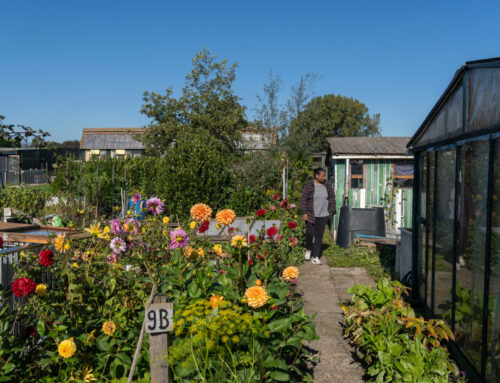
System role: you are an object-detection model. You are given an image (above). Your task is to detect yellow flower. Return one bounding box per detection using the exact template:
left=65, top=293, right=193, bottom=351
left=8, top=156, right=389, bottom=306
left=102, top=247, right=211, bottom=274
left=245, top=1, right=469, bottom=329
left=190, top=203, right=213, bottom=222
left=266, top=189, right=272, bottom=195
left=123, top=223, right=130, bottom=232
left=77, top=209, right=85, bottom=215
left=215, top=209, right=236, bottom=226
left=102, top=321, right=116, bottom=336
left=54, top=234, right=66, bottom=252
left=197, top=247, right=205, bottom=257
left=231, top=235, right=247, bottom=248
left=244, top=286, right=269, bottom=309
left=86, top=330, right=96, bottom=343
left=103, top=226, right=110, bottom=234
left=209, top=294, right=224, bottom=309
left=162, top=229, right=168, bottom=236
left=184, top=246, right=194, bottom=258
left=189, top=221, right=197, bottom=230
left=64, top=242, right=71, bottom=252
left=81, top=367, right=97, bottom=383
left=213, top=244, right=223, bottom=254
left=255, top=279, right=262, bottom=286
left=36, top=283, right=47, bottom=297
left=163, top=216, right=170, bottom=224
left=58, top=338, right=77, bottom=358
left=216, top=224, right=221, bottom=230
left=85, top=223, right=102, bottom=237
left=20, top=251, right=27, bottom=258
left=73, top=262, right=79, bottom=268
left=282, top=266, right=299, bottom=281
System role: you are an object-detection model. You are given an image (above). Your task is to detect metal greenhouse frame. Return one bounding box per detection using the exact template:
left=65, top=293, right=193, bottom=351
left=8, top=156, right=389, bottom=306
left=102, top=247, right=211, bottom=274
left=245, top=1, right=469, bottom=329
left=408, top=58, right=500, bottom=383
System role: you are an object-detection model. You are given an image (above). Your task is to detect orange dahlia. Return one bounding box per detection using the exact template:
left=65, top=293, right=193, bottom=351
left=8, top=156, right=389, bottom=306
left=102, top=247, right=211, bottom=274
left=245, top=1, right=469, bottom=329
left=190, top=203, right=213, bottom=222
left=216, top=209, right=236, bottom=226
left=210, top=294, right=224, bottom=308
left=282, top=266, right=299, bottom=281
left=244, top=286, right=269, bottom=308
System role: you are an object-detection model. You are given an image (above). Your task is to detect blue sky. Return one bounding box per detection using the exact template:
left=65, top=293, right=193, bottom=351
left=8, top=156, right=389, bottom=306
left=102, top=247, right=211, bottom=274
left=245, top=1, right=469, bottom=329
left=1, top=0, right=499, bottom=142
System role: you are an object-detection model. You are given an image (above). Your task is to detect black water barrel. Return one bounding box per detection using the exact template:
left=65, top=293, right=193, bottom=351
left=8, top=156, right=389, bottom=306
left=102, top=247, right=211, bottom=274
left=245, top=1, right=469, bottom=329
left=336, top=206, right=386, bottom=248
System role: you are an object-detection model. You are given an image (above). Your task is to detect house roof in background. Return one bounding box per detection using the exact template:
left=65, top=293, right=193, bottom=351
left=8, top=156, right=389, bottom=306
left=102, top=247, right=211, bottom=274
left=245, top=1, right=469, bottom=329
left=80, top=128, right=145, bottom=150
left=327, top=136, right=411, bottom=156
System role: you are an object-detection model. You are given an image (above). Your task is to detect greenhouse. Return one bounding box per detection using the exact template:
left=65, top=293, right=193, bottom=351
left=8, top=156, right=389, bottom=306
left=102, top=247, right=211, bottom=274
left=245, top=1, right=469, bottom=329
left=408, top=58, right=500, bottom=383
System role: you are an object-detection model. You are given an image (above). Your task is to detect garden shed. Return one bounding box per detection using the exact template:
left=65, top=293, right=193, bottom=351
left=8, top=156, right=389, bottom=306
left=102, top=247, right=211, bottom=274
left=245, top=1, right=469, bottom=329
left=328, top=136, right=413, bottom=239
left=408, top=57, right=500, bottom=383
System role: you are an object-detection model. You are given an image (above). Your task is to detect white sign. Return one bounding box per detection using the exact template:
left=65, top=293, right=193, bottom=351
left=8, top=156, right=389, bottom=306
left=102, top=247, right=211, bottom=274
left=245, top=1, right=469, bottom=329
left=145, top=303, right=174, bottom=335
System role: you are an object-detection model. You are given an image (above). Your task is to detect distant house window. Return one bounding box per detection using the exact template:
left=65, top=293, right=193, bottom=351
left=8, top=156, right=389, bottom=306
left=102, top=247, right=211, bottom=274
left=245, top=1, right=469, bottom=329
left=394, top=162, right=414, bottom=188
left=351, top=160, right=364, bottom=188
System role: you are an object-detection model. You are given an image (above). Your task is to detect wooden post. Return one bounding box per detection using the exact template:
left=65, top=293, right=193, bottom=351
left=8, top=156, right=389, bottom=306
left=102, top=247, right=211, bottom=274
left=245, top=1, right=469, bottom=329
left=147, top=294, right=172, bottom=383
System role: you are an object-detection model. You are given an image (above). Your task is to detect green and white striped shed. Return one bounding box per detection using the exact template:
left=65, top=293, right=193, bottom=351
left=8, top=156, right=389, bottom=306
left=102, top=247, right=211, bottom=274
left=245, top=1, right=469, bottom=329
left=327, top=136, right=414, bottom=238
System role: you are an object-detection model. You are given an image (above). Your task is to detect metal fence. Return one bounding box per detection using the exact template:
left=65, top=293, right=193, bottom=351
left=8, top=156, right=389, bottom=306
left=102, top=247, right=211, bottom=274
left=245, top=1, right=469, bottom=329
left=21, top=169, right=48, bottom=185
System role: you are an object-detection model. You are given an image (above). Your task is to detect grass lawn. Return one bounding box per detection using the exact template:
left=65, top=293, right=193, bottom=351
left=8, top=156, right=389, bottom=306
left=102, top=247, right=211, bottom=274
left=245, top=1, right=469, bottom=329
left=322, top=230, right=394, bottom=281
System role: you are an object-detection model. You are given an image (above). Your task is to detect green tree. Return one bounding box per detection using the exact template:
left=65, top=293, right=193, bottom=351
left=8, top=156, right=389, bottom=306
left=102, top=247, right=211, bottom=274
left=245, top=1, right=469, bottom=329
left=140, top=49, right=247, bottom=155
left=0, top=115, right=50, bottom=147
left=286, top=94, right=381, bottom=160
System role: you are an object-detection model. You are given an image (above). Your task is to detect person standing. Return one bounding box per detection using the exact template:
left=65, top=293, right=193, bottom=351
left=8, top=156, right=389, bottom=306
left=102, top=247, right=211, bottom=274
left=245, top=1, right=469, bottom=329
left=300, top=168, right=336, bottom=264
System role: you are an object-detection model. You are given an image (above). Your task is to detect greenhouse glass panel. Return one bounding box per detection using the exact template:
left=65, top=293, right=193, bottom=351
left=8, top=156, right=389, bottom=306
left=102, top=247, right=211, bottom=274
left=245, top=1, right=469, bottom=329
left=418, top=154, right=428, bottom=301
left=468, top=68, right=500, bottom=133
left=455, top=140, right=489, bottom=371
left=486, top=139, right=500, bottom=381
left=434, top=149, right=456, bottom=318
left=427, top=153, right=435, bottom=313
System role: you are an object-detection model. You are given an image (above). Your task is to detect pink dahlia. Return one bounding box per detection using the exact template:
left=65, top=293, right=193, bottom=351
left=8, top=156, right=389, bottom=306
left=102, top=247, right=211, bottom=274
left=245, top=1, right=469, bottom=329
left=146, top=197, right=164, bottom=215
left=110, top=219, right=122, bottom=235
left=110, top=237, right=126, bottom=254
left=170, top=228, right=189, bottom=249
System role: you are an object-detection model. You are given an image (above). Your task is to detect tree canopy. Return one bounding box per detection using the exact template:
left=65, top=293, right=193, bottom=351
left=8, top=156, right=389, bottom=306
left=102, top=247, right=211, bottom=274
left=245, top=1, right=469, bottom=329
left=286, top=94, right=381, bottom=159
left=139, top=49, right=247, bottom=155
left=0, top=115, right=50, bottom=148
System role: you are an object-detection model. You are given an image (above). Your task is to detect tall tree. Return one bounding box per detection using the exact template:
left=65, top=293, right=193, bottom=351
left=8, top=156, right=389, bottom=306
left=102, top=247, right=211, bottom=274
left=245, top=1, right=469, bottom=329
left=253, top=70, right=284, bottom=129
left=140, top=49, right=247, bottom=155
left=286, top=94, right=381, bottom=160
left=0, top=115, right=50, bottom=147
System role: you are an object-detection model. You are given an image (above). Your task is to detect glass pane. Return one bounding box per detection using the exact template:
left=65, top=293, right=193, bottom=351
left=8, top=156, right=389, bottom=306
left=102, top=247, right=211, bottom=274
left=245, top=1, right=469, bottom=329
left=434, top=150, right=456, bottom=319
left=455, top=140, right=489, bottom=371
left=427, top=153, right=435, bottom=313
left=419, top=154, right=427, bottom=301
left=487, top=139, right=500, bottom=381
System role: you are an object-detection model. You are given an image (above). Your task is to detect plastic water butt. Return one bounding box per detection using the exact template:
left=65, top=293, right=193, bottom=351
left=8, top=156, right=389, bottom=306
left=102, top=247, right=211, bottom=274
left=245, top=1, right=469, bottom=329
left=336, top=206, right=386, bottom=248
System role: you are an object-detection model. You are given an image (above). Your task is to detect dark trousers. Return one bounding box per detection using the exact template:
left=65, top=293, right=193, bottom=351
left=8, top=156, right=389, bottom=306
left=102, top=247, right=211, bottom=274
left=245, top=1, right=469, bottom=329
left=305, top=217, right=329, bottom=259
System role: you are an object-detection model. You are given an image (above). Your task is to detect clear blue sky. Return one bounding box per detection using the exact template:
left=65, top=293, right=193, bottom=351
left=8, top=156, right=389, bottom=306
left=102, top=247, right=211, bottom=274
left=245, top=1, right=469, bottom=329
left=1, top=0, right=499, bottom=142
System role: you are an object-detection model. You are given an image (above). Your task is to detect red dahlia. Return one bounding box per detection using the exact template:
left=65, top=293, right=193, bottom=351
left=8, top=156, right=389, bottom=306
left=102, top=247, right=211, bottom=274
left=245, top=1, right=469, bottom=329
left=249, top=235, right=256, bottom=243
left=272, top=194, right=279, bottom=201
left=280, top=199, right=288, bottom=208
left=22, top=326, right=37, bottom=338
left=198, top=220, right=210, bottom=233
left=12, top=277, right=37, bottom=297
left=288, top=221, right=297, bottom=229
left=266, top=226, right=279, bottom=237
left=39, top=249, right=54, bottom=267
left=256, top=209, right=266, bottom=217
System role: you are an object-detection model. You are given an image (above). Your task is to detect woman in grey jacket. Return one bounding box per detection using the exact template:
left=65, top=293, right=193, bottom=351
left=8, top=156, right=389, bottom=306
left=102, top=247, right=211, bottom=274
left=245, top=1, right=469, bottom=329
left=299, top=168, right=336, bottom=264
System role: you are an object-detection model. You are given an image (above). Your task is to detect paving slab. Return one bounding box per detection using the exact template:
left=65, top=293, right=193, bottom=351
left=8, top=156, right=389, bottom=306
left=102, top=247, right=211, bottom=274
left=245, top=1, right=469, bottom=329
left=298, top=261, right=375, bottom=382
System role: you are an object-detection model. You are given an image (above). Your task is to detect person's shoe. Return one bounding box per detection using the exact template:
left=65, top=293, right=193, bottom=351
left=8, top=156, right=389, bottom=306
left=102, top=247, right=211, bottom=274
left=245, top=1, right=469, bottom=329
left=304, top=250, right=311, bottom=261
left=311, top=257, right=322, bottom=265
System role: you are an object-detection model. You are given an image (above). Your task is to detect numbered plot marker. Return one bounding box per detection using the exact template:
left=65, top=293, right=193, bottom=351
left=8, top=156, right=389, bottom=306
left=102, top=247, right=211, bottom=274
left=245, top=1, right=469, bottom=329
left=145, top=302, right=174, bottom=335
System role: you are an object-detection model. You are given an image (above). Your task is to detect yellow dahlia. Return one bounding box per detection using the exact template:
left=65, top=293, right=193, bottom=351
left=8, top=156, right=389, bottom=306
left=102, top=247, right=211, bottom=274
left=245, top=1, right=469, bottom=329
left=102, top=321, right=116, bottom=336
left=84, top=223, right=102, bottom=237
left=282, top=266, right=299, bottom=281
left=189, top=221, right=197, bottom=230
left=197, top=247, right=205, bottom=257
left=58, top=338, right=77, bottom=358
left=54, top=234, right=66, bottom=252
left=163, top=216, right=170, bottom=224
left=216, top=209, right=236, bottom=226
left=190, top=203, right=212, bottom=222
left=213, top=244, right=223, bottom=254
left=210, top=294, right=224, bottom=308
left=36, top=283, right=47, bottom=297
left=231, top=235, right=247, bottom=248
left=244, top=286, right=269, bottom=309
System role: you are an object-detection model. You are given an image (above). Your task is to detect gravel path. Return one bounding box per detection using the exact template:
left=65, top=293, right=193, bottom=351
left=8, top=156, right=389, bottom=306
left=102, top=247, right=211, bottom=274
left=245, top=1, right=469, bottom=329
left=297, top=262, right=375, bottom=382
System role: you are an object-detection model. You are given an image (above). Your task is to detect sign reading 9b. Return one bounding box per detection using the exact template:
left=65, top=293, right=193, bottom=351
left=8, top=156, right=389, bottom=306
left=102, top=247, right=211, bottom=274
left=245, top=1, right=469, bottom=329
left=145, top=303, right=174, bottom=335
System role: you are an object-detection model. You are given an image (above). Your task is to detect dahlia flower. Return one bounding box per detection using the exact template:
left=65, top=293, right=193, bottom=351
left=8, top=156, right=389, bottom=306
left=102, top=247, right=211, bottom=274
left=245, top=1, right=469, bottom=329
left=12, top=277, right=37, bottom=297
left=266, top=226, right=279, bottom=237
left=110, top=237, right=126, bottom=254
left=288, top=237, right=299, bottom=247
left=170, top=228, right=189, bottom=249
left=102, top=321, right=116, bottom=336
left=58, top=338, right=77, bottom=358
left=216, top=209, right=236, bottom=226
left=249, top=235, right=256, bottom=243
left=162, top=216, right=170, bottom=224
left=39, top=249, right=54, bottom=267
left=54, top=234, right=66, bottom=253
left=131, top=192, right=141, bottom=204
left=36, top=283, right=47, bottom=297
left=110, top=219, right=122, bottom=235
left=146, top=197, right=164, bottom=215
left=231, top=235, right=247, bottom=248
left=189, top=221, right=197, bottom=230
left=198, top=220, right=210, bottom=233
left=282, top=266, right=300, bottom=281
left=288, top=221, right=297, bottom=229
left=190, top=203, right=212, bottom=222
left=210, top=294, right=224, bottom=309
left=244, top=286, right=269, bottom=309
left=106, top=254, right=117, bottom=264
left=256, top=209, right=266, bottom=217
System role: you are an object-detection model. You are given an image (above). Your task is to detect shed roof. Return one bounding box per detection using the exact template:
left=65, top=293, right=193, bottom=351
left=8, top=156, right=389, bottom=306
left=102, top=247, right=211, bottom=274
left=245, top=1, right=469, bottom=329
left=327, top=137, right=411, bottom=156
left=80, top=128, right=145, bottom=150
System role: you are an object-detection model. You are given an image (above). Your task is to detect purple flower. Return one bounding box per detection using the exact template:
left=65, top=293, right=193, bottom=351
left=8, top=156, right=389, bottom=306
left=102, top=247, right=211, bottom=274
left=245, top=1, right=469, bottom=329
left=169, top=228, right=189, bottom=249
left=146, top=197, right=164, bottom=215
left=289, top=203, right=296, bottom=209
left=132, top=192, right=141, bottom=204
left=110, top=237, right=126, bottom=254
left=107, top=253, right=117, bottom=263
left=110, top=219, right=122, bottom=235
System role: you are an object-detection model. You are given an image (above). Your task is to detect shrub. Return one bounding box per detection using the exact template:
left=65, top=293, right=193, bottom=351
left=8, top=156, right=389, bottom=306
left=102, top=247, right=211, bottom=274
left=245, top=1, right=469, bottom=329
left=0, top=186, right=51, bottom=218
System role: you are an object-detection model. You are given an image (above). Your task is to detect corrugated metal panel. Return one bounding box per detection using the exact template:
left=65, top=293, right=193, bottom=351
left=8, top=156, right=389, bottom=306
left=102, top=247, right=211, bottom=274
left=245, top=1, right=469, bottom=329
left=81, top=134, right=144, bottom=150
left=328, top=137, right=411, bottom=155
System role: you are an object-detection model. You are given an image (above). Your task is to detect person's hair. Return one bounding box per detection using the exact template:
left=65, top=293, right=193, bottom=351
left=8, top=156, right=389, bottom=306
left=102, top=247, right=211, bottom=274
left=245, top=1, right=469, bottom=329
left=314, top=167, right=326, bottom=176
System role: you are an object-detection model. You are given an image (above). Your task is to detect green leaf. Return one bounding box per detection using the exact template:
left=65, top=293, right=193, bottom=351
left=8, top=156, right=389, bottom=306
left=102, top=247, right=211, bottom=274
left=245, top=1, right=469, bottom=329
left=97, top=337, right=111, bottom=352
left=270, top=370, right=290, bottom=381
left=1, top=363, right=15, bottom=374
left=267, top=318, right=292, bottom=333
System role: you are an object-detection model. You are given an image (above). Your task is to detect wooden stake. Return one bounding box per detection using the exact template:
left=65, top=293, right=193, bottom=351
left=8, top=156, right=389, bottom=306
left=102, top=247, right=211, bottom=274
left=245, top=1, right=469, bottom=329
left=148, top=294, right=171, bottom=383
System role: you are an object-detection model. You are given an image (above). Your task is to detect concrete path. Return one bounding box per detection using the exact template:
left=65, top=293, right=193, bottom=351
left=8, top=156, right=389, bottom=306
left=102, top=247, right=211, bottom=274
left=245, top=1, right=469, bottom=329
left=297, top=262, right=375, bottom=383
